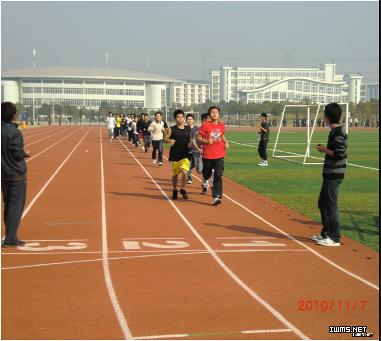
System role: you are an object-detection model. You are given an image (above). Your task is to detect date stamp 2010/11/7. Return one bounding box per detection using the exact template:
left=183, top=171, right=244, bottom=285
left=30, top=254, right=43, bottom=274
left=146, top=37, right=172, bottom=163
left=299, top=300, right=366, bottom=311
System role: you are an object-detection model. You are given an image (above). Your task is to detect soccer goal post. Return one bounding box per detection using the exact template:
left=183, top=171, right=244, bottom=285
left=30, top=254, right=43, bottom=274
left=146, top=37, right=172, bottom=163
left=272, top=103, right=349, bottom=165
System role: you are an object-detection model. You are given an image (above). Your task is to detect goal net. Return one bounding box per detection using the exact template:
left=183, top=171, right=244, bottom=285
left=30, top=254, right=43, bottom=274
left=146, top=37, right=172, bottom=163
left=272, top=103, right=349, bottom=165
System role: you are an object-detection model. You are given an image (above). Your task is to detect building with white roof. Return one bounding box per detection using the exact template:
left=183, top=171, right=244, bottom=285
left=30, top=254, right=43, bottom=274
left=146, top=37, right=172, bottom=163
left=210, top=63, right=363, bottom=104
left=1, top=66, right=185, bottom=110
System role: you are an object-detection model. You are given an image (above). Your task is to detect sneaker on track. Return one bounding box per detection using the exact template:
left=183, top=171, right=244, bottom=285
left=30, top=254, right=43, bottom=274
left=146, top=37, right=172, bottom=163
left=317, top=237, right=340, bottom=246
left=186, top=180, right=192, bottom=184
left=213, top=197, right=221, bottom=205
left=180, top=189, right=188, bottom=199
left=172, top=190, right=178, bottom=200
left=312, top=234, right=324, bottom=241
left=153, top=159, right=156, bottom=164
left=158, top=162, right=162, bottom=166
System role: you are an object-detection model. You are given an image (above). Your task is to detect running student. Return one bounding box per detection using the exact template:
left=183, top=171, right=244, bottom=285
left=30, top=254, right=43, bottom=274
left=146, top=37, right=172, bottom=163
left=199, top=113, right=213, bottom=193
left=197, top=106, right=229, bottom=205
left=142, top=114, right=152, bottom=153
left=148, top=112, right=165, bottom=165
left=256, top=113, right=269, bottom=166
left=131, top=116, right=139, bottom=147
left=1, top=102, right=32, bottom=248
left=164, top=109, right=192, bottom=200
left=186, top=113, right=201, bottom=184
left=313, top=103, right=348, bottom=247
left=106, top=112, right=114, bottom=142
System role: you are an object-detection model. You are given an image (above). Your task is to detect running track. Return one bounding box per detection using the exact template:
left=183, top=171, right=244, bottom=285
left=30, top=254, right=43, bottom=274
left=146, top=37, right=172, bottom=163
left=1, top=125, right=379, bottom=340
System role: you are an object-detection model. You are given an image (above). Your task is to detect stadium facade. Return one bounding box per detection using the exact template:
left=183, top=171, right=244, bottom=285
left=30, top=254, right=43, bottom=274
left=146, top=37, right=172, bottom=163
left=210, top=63, right=364, bottom=104
left=1, top=66, right=185, bottom=110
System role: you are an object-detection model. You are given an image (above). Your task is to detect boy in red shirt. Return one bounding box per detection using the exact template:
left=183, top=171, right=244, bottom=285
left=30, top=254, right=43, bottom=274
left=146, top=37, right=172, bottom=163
left=197, top=106, right=229, bottom=205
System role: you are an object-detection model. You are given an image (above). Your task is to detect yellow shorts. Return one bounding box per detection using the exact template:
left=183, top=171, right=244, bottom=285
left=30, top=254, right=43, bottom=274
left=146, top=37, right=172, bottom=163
left=171, top=158, right=190, bottom=176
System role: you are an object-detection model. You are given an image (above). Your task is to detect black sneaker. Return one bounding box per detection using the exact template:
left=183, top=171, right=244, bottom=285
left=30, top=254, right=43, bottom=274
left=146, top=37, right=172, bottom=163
left=172, top=190, right=178, bottom=200
left=202, top=187, right=207, bottom=194
left=180, top=189, right=188, bottom=199
left=1, top=240, right=26, bottom=248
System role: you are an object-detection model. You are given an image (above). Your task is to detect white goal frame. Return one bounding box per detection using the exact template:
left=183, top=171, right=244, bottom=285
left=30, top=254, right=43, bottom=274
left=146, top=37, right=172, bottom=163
left=272, top=103, right=349, bottom=165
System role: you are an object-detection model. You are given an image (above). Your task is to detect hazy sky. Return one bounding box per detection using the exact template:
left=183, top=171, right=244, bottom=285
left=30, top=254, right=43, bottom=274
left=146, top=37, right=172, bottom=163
left=1, top=1, right=379, bottom=83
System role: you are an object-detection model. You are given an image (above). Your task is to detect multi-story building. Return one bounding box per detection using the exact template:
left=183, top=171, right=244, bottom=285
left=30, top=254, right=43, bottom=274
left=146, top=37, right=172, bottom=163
left=1, top=66, right=184, bottom=110
left=210, top=63, right=363, bottom=104
left=360, top=83, right=379, bottom=102
left=169, top=80, right=210, bottom=106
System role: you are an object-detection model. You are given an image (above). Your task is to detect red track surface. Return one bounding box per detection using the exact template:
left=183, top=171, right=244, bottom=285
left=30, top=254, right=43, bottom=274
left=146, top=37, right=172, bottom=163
left=1, top=126, right=379, bottom=340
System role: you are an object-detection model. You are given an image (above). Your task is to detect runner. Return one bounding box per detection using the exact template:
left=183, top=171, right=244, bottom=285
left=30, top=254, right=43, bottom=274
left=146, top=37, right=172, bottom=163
left=106, top=112, right=114, bottom=142
left=148, top=112, right=165, bottom=165
left=142, top=114, right=152, bottom=153
left=164, top=109, right=192, bottom=200
left=197, top=106, right=229, bottom=205
left=186, top=113, right=201, bottom=184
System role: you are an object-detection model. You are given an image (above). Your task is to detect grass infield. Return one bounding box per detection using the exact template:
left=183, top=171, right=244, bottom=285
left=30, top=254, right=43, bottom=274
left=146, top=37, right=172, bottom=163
left=223, top=130, right=379, bottom=252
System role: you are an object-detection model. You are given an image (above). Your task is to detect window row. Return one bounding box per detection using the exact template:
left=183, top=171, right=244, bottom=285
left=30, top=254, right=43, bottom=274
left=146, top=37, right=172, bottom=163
left=22, top=79, right=144, bottom=86
left=22, top=98, right=145, bottom=107
left=22, top=87, right=144, bottom=96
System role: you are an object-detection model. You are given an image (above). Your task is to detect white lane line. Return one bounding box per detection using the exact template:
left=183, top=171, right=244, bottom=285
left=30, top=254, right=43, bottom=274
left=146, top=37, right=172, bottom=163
left=228, top=140, right=379, bottom=170
left=21, top=127, right=90, bottom=219
left=2, top=249, right=309, bottom=269
left=2, top=249, right=309, bottom=256
left=118, top=138, right=309, bottom=340
left=24, top=127, right=73, bottom=147
left=26, top=127, right=83, bottom=162
left=134, top=328, right=292, bottom=340
left=23, top=127, right=61, bottom=139
left=100, top=128, right=133, bottom=340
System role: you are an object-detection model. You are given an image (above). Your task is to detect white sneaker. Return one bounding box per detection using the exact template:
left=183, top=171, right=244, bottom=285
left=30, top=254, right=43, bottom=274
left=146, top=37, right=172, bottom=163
left=213, top=197, right=221, bottom=205
left=317, top=237, right=340, bottom=246
left=258, top=160, right=264, bottom=166
left=260, top=161, right=268, bottom=166
left=153, top=159, right=156, bottom=164
left=142, top=146, right=145, bottom=150
left=186, top=180, right=192, bottom=184
left=158, top=162, right=162, bottom=166
left=312, top=234, right=324, bottom=241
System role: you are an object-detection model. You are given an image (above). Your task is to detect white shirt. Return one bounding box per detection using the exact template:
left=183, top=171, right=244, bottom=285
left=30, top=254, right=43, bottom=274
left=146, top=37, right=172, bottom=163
left=106, top=117, right=115, bottom=129
left=126, top=117, right=132, bottom=131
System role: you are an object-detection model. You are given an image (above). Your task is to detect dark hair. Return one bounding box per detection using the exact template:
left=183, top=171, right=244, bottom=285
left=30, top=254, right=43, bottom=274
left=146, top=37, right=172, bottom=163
left=324, top=103, right=342, bottom=124
left=201, top=113, right=209, bottom=121
left=1, top=102, right=17, bottom=121
left=261, top=112, right=267, bottom=119
left=208, top=106, right=220, bottom=115
left=141, top=113, right=145, bottom=116
left=173, top=109, right=185, bottom=119
left=155, top=111, right=163, bottom=117
left=109, top=112, right=112, bottom=114
left=186, top=114, right=194, bottom=120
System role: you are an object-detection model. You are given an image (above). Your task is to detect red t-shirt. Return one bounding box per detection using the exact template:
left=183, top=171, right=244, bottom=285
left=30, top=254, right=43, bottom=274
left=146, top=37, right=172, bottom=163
left=198, top=121, right=226, bottom=159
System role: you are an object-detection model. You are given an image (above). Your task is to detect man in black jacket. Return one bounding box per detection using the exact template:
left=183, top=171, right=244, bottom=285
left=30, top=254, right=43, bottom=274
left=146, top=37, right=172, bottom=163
left=1, top=102, right=31, bottom=247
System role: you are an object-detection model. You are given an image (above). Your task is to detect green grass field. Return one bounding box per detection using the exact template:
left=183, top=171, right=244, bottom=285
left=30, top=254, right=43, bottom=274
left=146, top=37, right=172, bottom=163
left=223, top=129, right=379, bottom=252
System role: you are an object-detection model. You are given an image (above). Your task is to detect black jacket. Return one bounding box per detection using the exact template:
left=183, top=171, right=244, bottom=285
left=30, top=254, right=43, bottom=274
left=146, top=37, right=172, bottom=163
left=1, top=122, right=27, bottom=180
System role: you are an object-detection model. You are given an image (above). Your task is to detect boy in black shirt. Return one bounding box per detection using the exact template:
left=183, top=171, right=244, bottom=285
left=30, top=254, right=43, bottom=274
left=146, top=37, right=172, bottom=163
left=256, top=113, right=270, bottom=166
left=1, top=102, right=31, bottom=247
left=164, top=110, right=192, bottom=200
left=313, top=103, right=347, bottom=246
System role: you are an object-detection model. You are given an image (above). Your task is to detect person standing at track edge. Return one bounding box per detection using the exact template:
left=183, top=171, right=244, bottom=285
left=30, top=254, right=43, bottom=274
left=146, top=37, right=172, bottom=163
left=197, top=106, right=229, bottom=205
left=313, top=103, right=348, bottom=247
left=148, top=112, right=165, bottom=165
left=164, top=109, right=192, bottom=200
left=1, top=102, right=32, bottom=248
left=256, top=113, right=270, bottom=166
